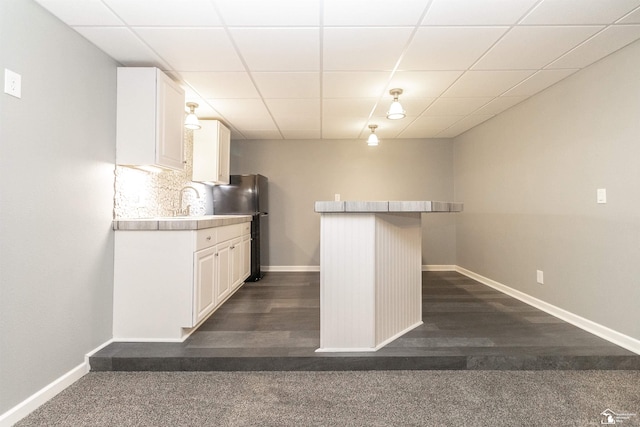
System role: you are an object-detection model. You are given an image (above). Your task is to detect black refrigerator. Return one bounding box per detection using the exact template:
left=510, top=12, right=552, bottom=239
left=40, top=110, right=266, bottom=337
left=212, top=174, right=268, bottom=281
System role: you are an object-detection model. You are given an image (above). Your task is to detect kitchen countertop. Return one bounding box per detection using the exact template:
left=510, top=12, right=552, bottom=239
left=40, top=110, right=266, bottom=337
left=314, top=201, right=463, bottom=213
left=113, top=215, right=252, bottom=231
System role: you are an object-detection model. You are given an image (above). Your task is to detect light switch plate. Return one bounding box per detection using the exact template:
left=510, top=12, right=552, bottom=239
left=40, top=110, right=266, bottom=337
left=597, top=188, right=606, bottom=204
left=536, top=270, right=544, bottom=284
left=4, top=68, right=22, bottom=98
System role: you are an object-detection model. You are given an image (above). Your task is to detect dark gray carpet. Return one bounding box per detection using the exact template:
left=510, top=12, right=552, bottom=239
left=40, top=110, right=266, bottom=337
left=16, top=371, right=640, bottom=426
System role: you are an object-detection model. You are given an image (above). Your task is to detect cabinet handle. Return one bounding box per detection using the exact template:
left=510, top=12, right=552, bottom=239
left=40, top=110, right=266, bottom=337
left=215, top=253, right=219, bottom=257
left=206, top=236, right=212, bottom=241
left=230, top=246, right=235, bottom=249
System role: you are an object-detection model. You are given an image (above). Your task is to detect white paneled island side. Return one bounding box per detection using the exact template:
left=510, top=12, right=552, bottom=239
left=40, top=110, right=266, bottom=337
left=315, top=201, right=463, bottom=352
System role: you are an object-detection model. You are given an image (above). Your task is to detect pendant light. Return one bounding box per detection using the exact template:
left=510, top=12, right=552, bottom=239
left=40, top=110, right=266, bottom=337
left=184, top=102, right=201, bottom=130
left=367, top=124, right=379, bottom=146
left=386, top=88, right=406, bottom=120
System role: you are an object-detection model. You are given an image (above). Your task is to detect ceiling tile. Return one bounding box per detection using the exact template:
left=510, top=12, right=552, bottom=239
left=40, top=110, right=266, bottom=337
left=423, top=0, right=538, bottom=25
left=103, top=0, right=221, bottom=26
left=324, top=0, right=430, bottom=26
left=179, top=72, right=259, bottom=99
left=73, top=27, right=168, bottom=67
left=437, top=115, right=494, bottom=137
left=206, top=99, right=277, bottom=130
left=230, top=28, right=319, bottom=71
left=323, top=99, right=377, bottom=118
left=400, top=27, right=509, bottom=70
left=214, top=0, right=319, bottom=26
left=503, top=69, right=578, bottom=96
left=521, top=0, right=640, bottom=25
left=473, top=26, right=603, bottom=70
left=443, top=70, right=535, bottom=97
left=323, top=72, right=390, bottom=98
left=323, top=27, right=414, bottom=71
left=265, top=99, right=321, bottom=129
left=281, top=130, right=322, bottom=139
left=241, top=130, right=284, bottom=140
left=252, top=72, right=320, bottom=98
left=322, top=117, right=368, bottom=139
left=34, top=0, right=123, bottom=25
left=473, top=96, right=528, bottom=115
left=399, top=116, right=462, bottom=138
left=398, top=128, right=443, bottom=138
left=618, top=6, right=640, bottom=23
left=385, top=71, right=463, bottom=98
left=547, top=25, right=640, bottom=69
left=424, top=97, right=492, bottom=115
left=133, top=28, right=244, bottom=71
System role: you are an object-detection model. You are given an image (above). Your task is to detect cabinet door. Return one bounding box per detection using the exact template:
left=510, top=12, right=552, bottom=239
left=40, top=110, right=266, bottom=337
left=241, top=234, right=251, bottom=282
left=193, top=247, right=216, bottom=325
left=215, top=241, right=231, bottom=303
left=156, top=70, right=185, bottom=170
left=230, top=237, right=243, bottom=289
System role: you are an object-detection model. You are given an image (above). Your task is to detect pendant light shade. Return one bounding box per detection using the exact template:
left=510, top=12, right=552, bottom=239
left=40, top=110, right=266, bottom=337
left=184, top=102, right=201, bottom=130
left=367, top=124, right=379, bottom=146
left=386, top=88, right=406, bottom=120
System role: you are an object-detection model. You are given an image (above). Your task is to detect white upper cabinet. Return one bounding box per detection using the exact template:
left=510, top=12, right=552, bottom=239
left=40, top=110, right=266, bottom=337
left=116, top=67, right=185, bottom=171
left=192, top=119, right=230, bottom=185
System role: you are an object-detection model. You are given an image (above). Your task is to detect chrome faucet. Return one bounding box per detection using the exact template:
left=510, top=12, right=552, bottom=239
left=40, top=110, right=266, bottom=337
left=174, top=185, right=201, bottom=216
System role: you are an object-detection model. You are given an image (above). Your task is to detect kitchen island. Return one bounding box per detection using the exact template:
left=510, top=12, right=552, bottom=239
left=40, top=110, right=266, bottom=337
left=315, top=201, right=463, bottom=352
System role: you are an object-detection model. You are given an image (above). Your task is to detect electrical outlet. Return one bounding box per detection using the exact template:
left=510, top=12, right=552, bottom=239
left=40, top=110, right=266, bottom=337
left=536, top=270, right=544, bottom=285
left=4, top=69, right=21, bottom=98
left=334, top=193, right=340, bottom=201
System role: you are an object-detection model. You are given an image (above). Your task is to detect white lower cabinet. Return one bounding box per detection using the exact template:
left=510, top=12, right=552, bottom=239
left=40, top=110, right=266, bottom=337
left=114, top=221, right=251, bottom=341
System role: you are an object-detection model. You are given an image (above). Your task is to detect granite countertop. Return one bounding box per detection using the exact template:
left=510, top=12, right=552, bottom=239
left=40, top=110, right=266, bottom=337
left=314, top=201, right=463, bottom=213
left=113, top=215, right=252, bottom=231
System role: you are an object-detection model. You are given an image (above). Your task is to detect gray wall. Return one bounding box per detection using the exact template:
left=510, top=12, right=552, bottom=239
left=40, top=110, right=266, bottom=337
left=453, top=39, right=640, bottom=341
left=231, top=138, right=456, bottom=267
left=0, top=0, right=117, bottom=414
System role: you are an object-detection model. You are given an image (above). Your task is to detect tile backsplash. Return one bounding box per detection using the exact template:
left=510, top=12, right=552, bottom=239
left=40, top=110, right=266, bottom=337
left=113, top=130, right=211, bottom=219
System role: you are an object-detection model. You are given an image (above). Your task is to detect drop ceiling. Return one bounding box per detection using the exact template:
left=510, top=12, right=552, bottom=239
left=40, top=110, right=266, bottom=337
left=34, top=0, right=640, bottom=140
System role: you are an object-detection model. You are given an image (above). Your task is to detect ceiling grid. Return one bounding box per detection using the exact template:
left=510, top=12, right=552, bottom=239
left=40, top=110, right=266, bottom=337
left=34, top=0, right=640, bottom=140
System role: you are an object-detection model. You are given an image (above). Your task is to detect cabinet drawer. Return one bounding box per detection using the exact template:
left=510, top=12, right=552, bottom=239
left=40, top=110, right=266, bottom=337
left=242, top=222, right=251, bottom=235
left=196, top=228, right=217, bottom=251
left=217, top=224, right=241, bottom=243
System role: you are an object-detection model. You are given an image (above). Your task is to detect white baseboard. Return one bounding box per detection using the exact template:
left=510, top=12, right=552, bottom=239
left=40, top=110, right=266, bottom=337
left=422, top=265, right=456, bottom=271
left=0, top=340, right=112, bottom=427
left=264, top=265, right=456, bottom=273
left=263, top=265, right=320, bottom=272
left=455, top=266, right=640, bottom=356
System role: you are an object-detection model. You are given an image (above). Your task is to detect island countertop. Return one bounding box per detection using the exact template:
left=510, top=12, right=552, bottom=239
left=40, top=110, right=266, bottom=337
left=113, top=215, right=252, bottom=231
left=314, top=201, right=463, bottom=213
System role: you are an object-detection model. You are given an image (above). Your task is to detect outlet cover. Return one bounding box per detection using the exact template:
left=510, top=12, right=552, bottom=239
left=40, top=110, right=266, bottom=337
left=536, top=270, right=544, bottom=284
left=4, top=68, right=21, bottom=98
left=597, top=188, right=607, bottom=204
